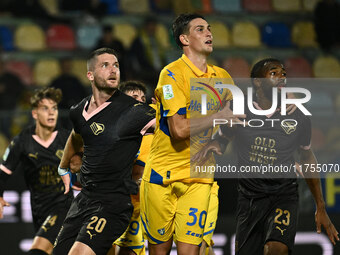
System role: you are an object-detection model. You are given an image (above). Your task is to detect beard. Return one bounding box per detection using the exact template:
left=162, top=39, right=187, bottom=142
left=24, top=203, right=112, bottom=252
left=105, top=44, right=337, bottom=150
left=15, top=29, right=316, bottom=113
left=93, top=76, right=119, bottom=93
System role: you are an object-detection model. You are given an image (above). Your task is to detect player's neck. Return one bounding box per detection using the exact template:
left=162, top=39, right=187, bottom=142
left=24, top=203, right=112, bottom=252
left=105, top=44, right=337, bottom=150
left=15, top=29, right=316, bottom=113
left=184, top=51, right=208, bottom=73
left=35, top=124, right=55, bottom=141
left=87, top=89, right=114, bottom=114
left=256, top=94, right=276, bottom=110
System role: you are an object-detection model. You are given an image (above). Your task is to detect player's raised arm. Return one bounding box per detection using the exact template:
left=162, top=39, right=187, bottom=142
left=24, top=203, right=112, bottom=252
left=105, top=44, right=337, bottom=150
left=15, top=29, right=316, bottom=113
left=58, top=129, right=83, bottom=194
left=299, top=148, right=339, bottom=245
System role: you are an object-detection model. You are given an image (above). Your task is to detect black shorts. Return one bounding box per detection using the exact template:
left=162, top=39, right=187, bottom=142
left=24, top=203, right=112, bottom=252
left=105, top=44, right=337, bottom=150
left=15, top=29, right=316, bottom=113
left=35, top=204, right=71, bottom=245
left=235, top=192, right=298, bottom=255
left=53, top=192, right=133, bottom=255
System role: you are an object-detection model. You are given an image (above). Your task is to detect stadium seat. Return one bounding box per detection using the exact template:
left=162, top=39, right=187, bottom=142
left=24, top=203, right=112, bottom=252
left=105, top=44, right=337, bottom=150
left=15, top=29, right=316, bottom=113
left=113, top=23, right=137, bottom=48
left=221, top=57, right=250, bottom=78
left=272, top=0, right=301, bottom=12
left=232, top=22, right=261, bottom=47
left=291, top=21, right=318, bottom=48
left=212, top=0, right=241, bottom=12
left=120, top=0, right=150, bottom=13
left=210, top=21, right=231, bottom=48
left=313, top=56, right=340, bottom=78
left=155, top=23, right=171, bottom=49
left=5, top=61, right=33, bottom=86
left=302, top=0, right=320, bottom=12
left=14, top=24, right=46, bottom=51
left=200, top=0, right=213, bottom=13
left=46, top=24, right=76, bottom=50
left=261, top=22, right=292, bottom=47
left=33, top=59, right=61, bottom=86
left=0, top=26, right=14, bottom=51
left=284, top=57, right=313, bottom=78
left=173, top=0, right=195, bottom=14
left=38, top=0, right=59, bottom=15
left=149, top=0, right=172, bottom=13
left=71, top=59, right=89, bottom=86
left=76, top=24, right=102, bottom=50
left=100, top=0, right=121, bottom=14
left=305, top=91, right=334, bottom=116
left=242, top=0, right=272, bottom=13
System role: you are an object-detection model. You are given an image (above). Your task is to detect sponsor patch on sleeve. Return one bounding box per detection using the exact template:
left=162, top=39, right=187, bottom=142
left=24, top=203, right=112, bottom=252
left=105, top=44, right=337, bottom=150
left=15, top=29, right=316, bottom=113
left=163, top=84, right=174, bottom=100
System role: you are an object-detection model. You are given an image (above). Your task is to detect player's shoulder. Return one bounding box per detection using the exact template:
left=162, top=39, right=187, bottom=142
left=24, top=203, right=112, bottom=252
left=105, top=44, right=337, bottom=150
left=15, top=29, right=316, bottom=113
left=56, top=127, right=71, bottom=139
left=70, top=96, right=90, bottom=113
left=18, top=125, right=35, bottom=139
left=160, top=57, right=186, bottom=77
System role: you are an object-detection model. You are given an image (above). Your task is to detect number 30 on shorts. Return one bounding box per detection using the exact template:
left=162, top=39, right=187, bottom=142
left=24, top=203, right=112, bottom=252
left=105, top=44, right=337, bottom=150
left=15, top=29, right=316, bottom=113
left=186, top=208, right=207, bottom=229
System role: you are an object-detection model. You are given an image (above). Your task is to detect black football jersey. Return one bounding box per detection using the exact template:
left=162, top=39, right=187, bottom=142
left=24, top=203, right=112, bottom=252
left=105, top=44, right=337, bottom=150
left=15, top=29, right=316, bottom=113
left=222, top=102, right=311, bottom=197
left=70, top=90, right=155, bottom=201
left=1, top=126, right=73, bottom=219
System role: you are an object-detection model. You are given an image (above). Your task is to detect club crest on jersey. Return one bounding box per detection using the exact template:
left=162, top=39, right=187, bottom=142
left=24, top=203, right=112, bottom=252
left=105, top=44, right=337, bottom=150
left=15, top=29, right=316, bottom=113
left=281, top=120, right=296, bottom=134
left=55, top=150, right=64, bottom=160
left=158, top=228, right=165, bottom=235
left=90, top=122, right=105, bottom=135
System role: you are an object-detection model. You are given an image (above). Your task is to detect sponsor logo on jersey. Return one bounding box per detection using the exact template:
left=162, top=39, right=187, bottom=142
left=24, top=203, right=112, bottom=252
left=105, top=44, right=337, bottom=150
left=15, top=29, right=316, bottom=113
left=281, top=120, right=297, bottom=134
left=28, top=152, right=38, bottom=159
left=55, top=150, right=64, bottom=160
left=90, top=122, right=105, bottom=135
left=163, top=85, right=174, bottom=100
left=158, top=228, right=165, bottom=235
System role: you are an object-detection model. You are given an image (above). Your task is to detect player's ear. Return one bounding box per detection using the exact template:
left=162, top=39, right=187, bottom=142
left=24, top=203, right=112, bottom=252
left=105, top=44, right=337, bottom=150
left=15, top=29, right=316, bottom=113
left=179, top=34, right=189, bottom=47
left=87, top=71, right=94, bottom=82
left=32, top=109, right=37, bottom=120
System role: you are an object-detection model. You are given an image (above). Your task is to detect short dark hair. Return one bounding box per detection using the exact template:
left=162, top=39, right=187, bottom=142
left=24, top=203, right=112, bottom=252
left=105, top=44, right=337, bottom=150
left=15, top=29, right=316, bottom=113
left=172, top=13, right=206, bottom=49
left=87, top=47, right=117, bottom=71
left=30, top=87, right=62, bottom=108
left=119, top=80, right=147, bottom=95
left=251, top=58, right=282, bottom=79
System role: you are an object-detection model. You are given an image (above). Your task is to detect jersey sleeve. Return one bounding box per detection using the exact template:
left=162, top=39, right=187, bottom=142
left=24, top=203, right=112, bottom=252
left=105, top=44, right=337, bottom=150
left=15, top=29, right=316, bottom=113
left=1, top=135, right=23, bottom=174
left=299, top=115, right=312, bottom=150
left=69, top=102, right=83, bottom=134
left=117, top=103, right=156, bottom=137
left=156, top=68, right=187, bottom=117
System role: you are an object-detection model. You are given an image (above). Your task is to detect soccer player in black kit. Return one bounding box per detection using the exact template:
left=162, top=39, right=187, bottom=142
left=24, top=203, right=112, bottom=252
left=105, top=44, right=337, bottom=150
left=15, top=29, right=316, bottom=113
left=195, top=58, right=339, bottom=255
left=53, top=48, right=155, bottom=255
left=0, top=87, right=73, bottom=255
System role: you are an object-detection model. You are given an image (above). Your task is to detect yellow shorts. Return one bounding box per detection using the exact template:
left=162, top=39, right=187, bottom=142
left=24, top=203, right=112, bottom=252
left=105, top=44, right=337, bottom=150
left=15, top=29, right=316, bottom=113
left=203, top=181, right=219, bottom=247
left=113, top=195, right=145, bottom=255
left=140, top=180, right=211, bottom=245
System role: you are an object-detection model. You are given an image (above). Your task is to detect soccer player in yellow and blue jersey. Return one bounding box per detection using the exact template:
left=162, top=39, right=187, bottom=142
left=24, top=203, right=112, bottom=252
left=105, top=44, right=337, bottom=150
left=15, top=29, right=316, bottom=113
left=140, top=13, right=244, bottom=255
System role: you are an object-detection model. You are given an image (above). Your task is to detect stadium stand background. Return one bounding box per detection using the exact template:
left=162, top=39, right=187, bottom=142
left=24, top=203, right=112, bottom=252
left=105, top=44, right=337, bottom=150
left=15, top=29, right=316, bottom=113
left=0, top=0, right=340, bottom=254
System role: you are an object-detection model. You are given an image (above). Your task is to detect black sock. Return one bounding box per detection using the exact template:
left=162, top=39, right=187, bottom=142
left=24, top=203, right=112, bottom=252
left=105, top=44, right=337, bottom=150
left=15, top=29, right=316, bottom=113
left=28, top=249, right=49, bottom=255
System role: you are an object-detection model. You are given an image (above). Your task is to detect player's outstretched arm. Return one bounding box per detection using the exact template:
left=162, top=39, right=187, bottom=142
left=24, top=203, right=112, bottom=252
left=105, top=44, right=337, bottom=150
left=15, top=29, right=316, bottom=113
left=59, top=130, right=83, bottom=194
left=190, top=101, right=246, bottom=137
left=299, top=148, right=339, bottom=245
left=0, top=197, right=10, bottom=219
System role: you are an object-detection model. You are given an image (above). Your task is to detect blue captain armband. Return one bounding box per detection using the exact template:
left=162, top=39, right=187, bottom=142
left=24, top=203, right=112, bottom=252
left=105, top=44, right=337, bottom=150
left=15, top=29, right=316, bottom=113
left=58, top=166, right=70, bottom=176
